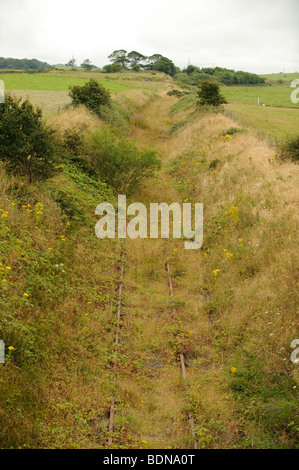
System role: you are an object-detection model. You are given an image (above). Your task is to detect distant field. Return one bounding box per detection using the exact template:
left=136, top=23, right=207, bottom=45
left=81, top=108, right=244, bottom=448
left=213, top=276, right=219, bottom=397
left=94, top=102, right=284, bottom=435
left=9, top=89, right=71, bottom=115
left=225, top=102, right=299, bottom=141
left=0, top=73, right=136, bottom=94
left=0, top=70, right=163, bottom=94
left=261, top=72, right=299, bottom=84
left=221, top=83, right=299, bottom=107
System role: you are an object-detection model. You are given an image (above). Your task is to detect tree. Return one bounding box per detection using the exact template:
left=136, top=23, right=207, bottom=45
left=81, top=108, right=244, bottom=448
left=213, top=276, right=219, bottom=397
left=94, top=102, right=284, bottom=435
left=183, top=65, right=200, bottom=75
left=153, top=56, right=176, bottom=76
left=127, top=51, right=146, bottom=68
left=197, top=80, right=227, bottom=106
left=143, top=54, right=163, bottom=70
left=108, top=50, right=129, bottom=68
left=81, top=59, right=92, bottom=71
left=0, top=95, right=59, bottom=182
left=69, top=79, right=111, bottom=115
left=67, top=56, right=76, bottom=70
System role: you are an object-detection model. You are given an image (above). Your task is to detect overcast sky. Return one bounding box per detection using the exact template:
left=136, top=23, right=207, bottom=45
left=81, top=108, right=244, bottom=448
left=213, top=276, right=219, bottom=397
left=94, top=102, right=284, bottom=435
left=0, top=0, right=298, bottom=73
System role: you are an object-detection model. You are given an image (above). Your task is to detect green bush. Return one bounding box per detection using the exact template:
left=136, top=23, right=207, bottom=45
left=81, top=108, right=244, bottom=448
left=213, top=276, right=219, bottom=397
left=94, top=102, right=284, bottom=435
left=197, top=80, right=227, bottom=106
left=279, top=135, right=299, bottom=162
left=167, top=89, right=191, bottom=98
left=102, top=63, right=124, bottom=73
left=221, top=127, right=244, bottom=136
left=0, top=95, right=59, bottom=182
left=87, top=127, right=161, bottom=194
left=69, top=79, right=111, bottom=115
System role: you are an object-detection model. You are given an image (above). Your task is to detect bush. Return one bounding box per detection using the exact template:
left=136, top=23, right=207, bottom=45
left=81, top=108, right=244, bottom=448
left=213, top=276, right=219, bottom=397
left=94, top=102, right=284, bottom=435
left=279, top=135, right=299, bottom=162
left=87, top=127, right=161, bottom=194
left=0, top=95, right=59, bottom=182
left=197, top=80, right=227, bottom=106
left=102, top=63, right=123, bottom=73
left=69, top=79, right=111, bottom=115
left=167, top=89, right=191, bottom=98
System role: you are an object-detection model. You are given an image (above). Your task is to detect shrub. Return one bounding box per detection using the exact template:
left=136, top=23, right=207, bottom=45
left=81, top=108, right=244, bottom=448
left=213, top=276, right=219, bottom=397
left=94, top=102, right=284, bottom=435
left=88, top=127, right=161, bottom=194
left=197, top=80, right=227, bottom=106
left=167, top=89, right=191, bottom=98
left=0, top=95, right=59, bottom=182
left=221, top=127, right=244, bottom=136
left=61, top=128, right=85, bottom=155
left=279, top=135, right=299, bottom=162
left=68, top=79, right=111, bottom=115
left=102, top=63, right=123, bottom=73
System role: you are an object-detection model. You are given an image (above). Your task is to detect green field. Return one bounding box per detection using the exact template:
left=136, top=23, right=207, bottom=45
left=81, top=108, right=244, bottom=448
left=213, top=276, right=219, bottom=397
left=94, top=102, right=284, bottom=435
left=0, top=73, right=136, bottom=94
left=225, top=103, right=299, bottom=141
left=220, top=73, right=299, bottom=140
left=221, top=83, right=299, bottom=108
left=261, top=72, right=299, bottom=84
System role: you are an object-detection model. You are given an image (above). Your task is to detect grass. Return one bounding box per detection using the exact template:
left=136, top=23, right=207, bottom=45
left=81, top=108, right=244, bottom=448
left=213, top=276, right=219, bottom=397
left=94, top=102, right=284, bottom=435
left=0, top=160, right=122, bottom=448
left=0, top=73, right=134, bottom=94
left=224, top=103, right=299, bottom=141
left=261, top=72, right=299, bottom=84
left=0, top=70, right=164, bottom=94
left=162, top=101, right=299, bottom=448
left=221, top=83, right=299, bottom=108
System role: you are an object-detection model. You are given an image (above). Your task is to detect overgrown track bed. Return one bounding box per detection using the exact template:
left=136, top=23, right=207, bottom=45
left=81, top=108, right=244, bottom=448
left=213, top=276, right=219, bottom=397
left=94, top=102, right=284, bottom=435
left=106, top=242, right=199, bottom=449
left=107, top=252, right=125, bottom=447
left=165, top=261, right=198, bottom=450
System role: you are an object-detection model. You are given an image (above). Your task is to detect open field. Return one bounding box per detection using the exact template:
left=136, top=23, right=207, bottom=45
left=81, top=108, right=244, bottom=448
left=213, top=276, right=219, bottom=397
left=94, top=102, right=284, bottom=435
left=225, top=103, right=299, bottom=141
left=221, top=83, right=299, bottom=108
left=261, top=72, right=299, bottom=84
left=0, top=73, right=135, bottom=93
left=9, top=89, right=71, bottom=115
left=0, top=70, right=165, bottom=93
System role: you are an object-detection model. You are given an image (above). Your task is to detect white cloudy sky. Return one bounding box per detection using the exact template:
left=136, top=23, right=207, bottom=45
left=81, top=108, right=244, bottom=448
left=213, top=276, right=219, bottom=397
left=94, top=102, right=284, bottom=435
left=0, top=0, right=298, bottom=73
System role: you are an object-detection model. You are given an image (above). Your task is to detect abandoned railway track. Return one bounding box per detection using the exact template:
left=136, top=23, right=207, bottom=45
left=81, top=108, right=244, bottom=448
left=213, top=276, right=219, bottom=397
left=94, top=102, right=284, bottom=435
left=107, top=246, right=198, bottom=449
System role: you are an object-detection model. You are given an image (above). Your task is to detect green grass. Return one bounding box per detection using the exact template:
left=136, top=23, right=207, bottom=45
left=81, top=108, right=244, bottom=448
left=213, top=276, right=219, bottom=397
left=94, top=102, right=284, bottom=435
left=261, top=72, right=299, bottom=84
left=221, top=84, right=299, bottom=108
left=225, top=103, right=299, bottom=140
left=0, top=73, right=136, bottom=94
